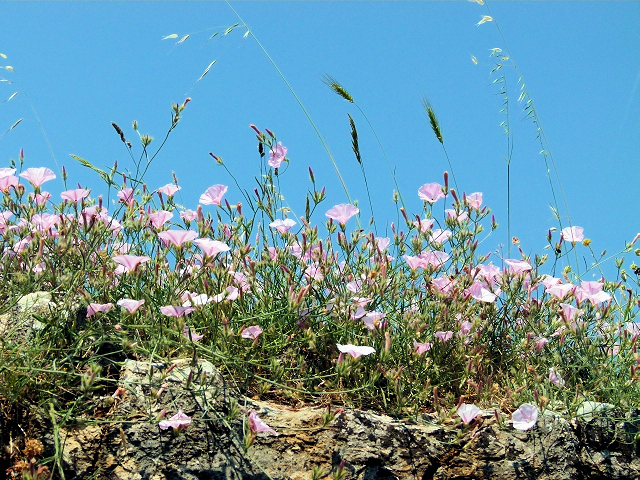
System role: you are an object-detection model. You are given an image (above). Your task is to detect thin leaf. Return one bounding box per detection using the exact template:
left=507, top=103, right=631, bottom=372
left=4, top=118, right=22, bottom=135
left=177, top=35, right=190, bottom=44
left=162, top=34, right=179, bottom=40
left=195, top=60, right=217, bottom=84
left=3, top=92, right=17, bottom=103
left=0, top=53, right=6, bottom=59
left=207, top=32, right=220, bottom=41
left=243, top=30, right=250, bottom=40
left=471, top=55, right=478, bottom=65
left=477, top=16, right=493, bottom=26
left=224, top=23, right=239, bottom=35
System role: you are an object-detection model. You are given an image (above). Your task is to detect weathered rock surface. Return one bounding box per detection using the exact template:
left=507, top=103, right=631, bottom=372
left=23, top=359, right=640, bottom=479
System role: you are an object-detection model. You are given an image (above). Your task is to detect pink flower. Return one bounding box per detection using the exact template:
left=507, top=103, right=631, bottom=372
left=157, top=230, right=198, bottom=247
left=546, top=283, right=575, bottom=300
left=413, top=218, right=435, bottom=232
left=117, top=188, right=135, bottom=206
left=457, top=403, right=482, bottom=424
left=418, top=183, right=445, bottom=204
left=549, top=368, right=565, bottom=387
left=304, top=264, right=324, bottom=282
left=242, top=325, right=263, bottom=339
left=374, top=237, right=391, bottom=252
left=435, top=331, right=453, bottom=342
left=512, top=404, right=539, bottom=431
left=148, top=210, right=173, bottom=229
left=504, top=259, right=532, bottom=275
left=362, top=311, right=386, bottom=331
left=160, top=305, right=194, bottom=317
left=336, top=343, right=375, bottom=359
left=180, top=209, right=198, bottom=221
left=574, top=281, right=612, bottom=305
left=113, top=254, right=151, bottom=273
left=466, top=192, right=483, bottom=209
left=413, top=340, right=433, bottom=354
left=0, top=167, right=16, bottom=177
left=249, top=410, right=278, bottom=436
left=432, top=276, right=454, bottom=294
left=534, top=337, right=548, bottom=351
left=268, top=142, right=288, bottom=168
left=158, top=410, right=191, bottom=432
left=428, top=229, right=452, bottom=245
left=199, top=184, right=228, bottom=206
left=269, top=218, right=296, bottom=233
left=87, top=302, right=114, bottom=317
left=0, top=175, right=19, bottom=191
left=325, top=204, right=359, bottom=225
left=459, top=321, right=473, bottom=335
left=194, top=238, right=230, bottom=257
left=466, top=282, right=499, bottom=303
left=540, top=275, right=562, bottom=289
left=183, top=325, right=203, bottom=342
left=476, top=263, right=501, bottom=285
left=60, top=188, right=90, bottom=203
left=561, top=226, right=584, bottom=243
left=157, top=184, right=181, bottom=196
left=404, top=254, right=427, bottom=270
left=117, top=298, right=145, bottom=313
left=182, top=292, right=213, bottom=306
left=419, top=250, right=450, bottom=268
left=446, top=209, right=469, bottom=222
left=19, top=167, right=56, bottom=187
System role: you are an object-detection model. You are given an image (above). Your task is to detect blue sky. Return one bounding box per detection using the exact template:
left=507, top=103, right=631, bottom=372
left=1, top=2, right=638, bottom=280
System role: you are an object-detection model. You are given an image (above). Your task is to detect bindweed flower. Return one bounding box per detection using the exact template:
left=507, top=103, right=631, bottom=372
left=156, top=183, right=181, bottom=196
left=148, top=210, right=173, bottom=229
left=326, top=204, right=359, bottom=225
left=158, top=409, right=191, bottom=434
left=117, top=187, right=135, bottom=206
left=546, top=283, right=575, bottom=300
left=269, top=218, right=296, bottom=233
left=418, top=183, right=445, bottom=204
left=549, top=368, right=565, bottom=387
left=512, top=403, right=539, bottom=431
left=465, top=281, right=499, bottom=303
left=435, top=331, right=453, bottom=342
left=199, top=184, right=228, bottom=206
left=414, top=217, right=435, bottom=232
left=194, top=238, right=230, bottom=258
left=117, top=298, right=145, bottom=313
left=466, top=192, right=483, bottom=209
left=268, top=142, right=288, bottom=168
left=242, top=325, right=263, bottom=339
left=19, top=167, right=56, bottom=187
left=504, top=259, right=532, bottom=275
left=113, top=254, right=151, bottom=273
left=561, top=226, right=584, bottom=243
left=180, top=209, right=198, bottom=222
left=534, top=337, right=548, bottom=351
left=413, top=340, right=433, bottom=354
left=183, top=325, right=203, bottom=342
left=249, top=410, right=278, bottom=436
left=157, top=230, right=198, bottom=247
left=87, top=303, right=114, bottom=317
left=160, top=305, right=195, bottom=317
left=457, top=403, right=482, bottom=424
left=60, top=188, right=90, bottom=203
left=337, top=343, right=375, bottom=359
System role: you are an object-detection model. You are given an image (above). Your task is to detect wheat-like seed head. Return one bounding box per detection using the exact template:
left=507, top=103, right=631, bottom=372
left=422, top=97, right=443, bottom=144
left=322, top=74, right=354, bottom=103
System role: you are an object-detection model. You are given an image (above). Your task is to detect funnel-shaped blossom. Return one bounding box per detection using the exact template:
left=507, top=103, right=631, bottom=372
left=148, top=210, right=173, bottom=229
left=418, top=183, right=445, bottom=204
left=199, top=184, right=228, bottom=206
left=113, top=254, right=150, bottom=273
left=156, top=184, right=181, bottom=196
left=158, top=410, right=191, bottom=431
left=561, top=226, right=584, bottom=243
left=457, top=403, right=482, bottom=424
left=249, top=410, right=278, bottom=436
left=61, top=189, right=90, bottom=203
left=466, top=281, right=498, bottom=303
left=363, top=311, right=386, bottom=331
left=429, top=229, right=452, bottom=245
left=413, top=218, right=435, bottom=232
left=549, top=368, right=565, bottom=387
left=242, top=325, right=263, bottom=339
left=117, top=298, right=145, bottom=313
left=337, top=343, right=375, bottom=359
left=504, top=259, right=532, bottom=275
left=432, top=276, right=455, bottom=294
left=194, top=238, right=230, bottom=257
left=268, top=142, right=287, bottom=168
left=404, top=254, right=427, bottom=270
left=419, top=250, right=450, bottom=267
left=180, top=209, right=198, bottom=222
left=0, top=175, right=18, bottom=191
left=512, top=404, right=539, bottom=431
left=540, top=275, right=562, bottom=289
left=160, top=305, right=194, bottom=317
left=466, top=192, right=483, bottom=209
left=326, top=204, right=359, bottom=225
left=546, top=283, right=575, bottom=300
left=0, top=168, right=16, bottom=177
left=413, top=340, right=433, bottom=354
left=575, top=281, right=612, bottom=305
left=183, top=325, right=203, bottom=342
left=157, top=229, right=198, bottom=247
left=117, top=188, right=135, bottom=206
left=87, top=302, right=114, bottom=317
left=476, top=263, right=501, bottom=285
left=435, top=331, right=453, bottom=342
left=269, top=218, right=296, bottom=233
left=19, top=167, right=56, bottom=187
left=446, top=209, right=469, bottom=222
left=31, top=213, right=60, bottom=231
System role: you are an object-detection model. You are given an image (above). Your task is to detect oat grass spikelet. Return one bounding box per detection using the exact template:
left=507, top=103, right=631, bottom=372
left=322, top=74, right=354, bottom=103
left=422, top=97, right=443, bottom=145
